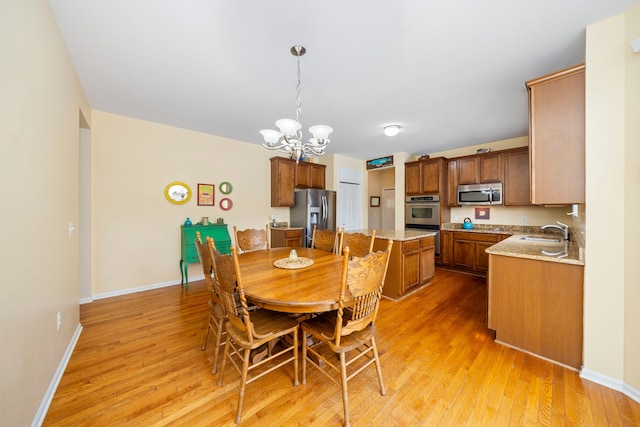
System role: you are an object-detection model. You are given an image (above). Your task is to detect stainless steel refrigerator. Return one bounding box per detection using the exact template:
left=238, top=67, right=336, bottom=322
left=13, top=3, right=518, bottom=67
left=290, top=189, right=337, bottom=247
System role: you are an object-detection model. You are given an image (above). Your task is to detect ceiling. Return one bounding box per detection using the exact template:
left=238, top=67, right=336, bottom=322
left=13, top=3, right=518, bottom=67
left=48, top=0, right=638, bottom=161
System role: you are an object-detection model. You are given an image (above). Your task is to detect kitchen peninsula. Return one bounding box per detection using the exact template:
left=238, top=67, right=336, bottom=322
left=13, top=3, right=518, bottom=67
left=350, top=229, right=437, bottom=299
left=486, top=231, right=585, bottom=369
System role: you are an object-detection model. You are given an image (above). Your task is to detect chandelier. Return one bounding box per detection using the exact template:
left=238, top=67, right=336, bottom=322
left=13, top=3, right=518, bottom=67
left=260, top=45, right=333, bottom=162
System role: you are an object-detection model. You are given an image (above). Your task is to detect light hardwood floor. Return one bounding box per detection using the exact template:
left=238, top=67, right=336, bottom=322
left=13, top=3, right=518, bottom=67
left=44, top=268, right=640, bottom=426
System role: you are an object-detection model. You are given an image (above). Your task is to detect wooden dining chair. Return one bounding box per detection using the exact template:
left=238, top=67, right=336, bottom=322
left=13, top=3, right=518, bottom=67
left=233, top=224, right=270, bottom=253
left=339, top=229, right=376, bottom=258
left=194, top=232, right=226, bottom=374
left=214, top=244, right=299, bottom=424
left=301, top=239, right=393, bottom=427
left=310, top=224, right=340, bottom=253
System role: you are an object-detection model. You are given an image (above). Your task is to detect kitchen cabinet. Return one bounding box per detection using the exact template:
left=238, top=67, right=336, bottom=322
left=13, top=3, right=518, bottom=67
left=295, top=161, right=326, bottom=189
left=270, top=157, right=326, bottom=207
left=271, top=157, right=296, bottom=207
left=440, top=231, right=453, bottom=265
left=503, top=147, right=531, bottom=206
left=180, top=224, right=231, bottom=288
left=405, top=157, right=447, bottom=196
left=526, top=64, right=585, bottom=205
left=446, top=160, right=458, bottom=207
left=271, top=227, right=303, bottom=248
left=456, top=157, right=477, bottom=185
left=375, top=235, right=435, bottom=299
left=488, top=254, right=584, bottom=369
left=440, top=231, right=502, bottom=274
left=457, top=153, right=503, bottom=185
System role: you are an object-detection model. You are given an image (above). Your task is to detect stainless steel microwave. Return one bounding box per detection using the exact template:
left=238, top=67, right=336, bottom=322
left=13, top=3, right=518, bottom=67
left=457, top=183, right=503, bottom=205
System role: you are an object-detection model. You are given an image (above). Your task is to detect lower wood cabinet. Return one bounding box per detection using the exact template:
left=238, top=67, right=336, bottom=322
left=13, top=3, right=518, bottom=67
left=271, top=228, right=303, bottom=248
left=440, top=231, right=507, bottom=275
left=375, top=235, right=435, bottom=299
left=488, top=254, right=584, bottom=369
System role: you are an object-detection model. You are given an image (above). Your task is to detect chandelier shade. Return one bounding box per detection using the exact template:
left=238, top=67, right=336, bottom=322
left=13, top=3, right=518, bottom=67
left=260, top=45, right=332, bottom=162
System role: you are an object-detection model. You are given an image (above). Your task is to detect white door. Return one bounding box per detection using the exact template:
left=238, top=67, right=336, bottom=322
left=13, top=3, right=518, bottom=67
left=338, top=182, right=362, bottom=231
left=381, top=188, right=395, bottom=230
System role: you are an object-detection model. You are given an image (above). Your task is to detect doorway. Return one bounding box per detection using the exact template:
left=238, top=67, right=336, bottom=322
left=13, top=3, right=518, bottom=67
left=79, top=122, right=92, bottom=302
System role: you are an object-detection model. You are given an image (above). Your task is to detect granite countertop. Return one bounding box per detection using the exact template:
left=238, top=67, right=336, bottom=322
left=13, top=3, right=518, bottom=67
left=442, top=222, right=540, bottom=235
left=442, top=223, right=584, bottom=265
left=486, top=234, right=584, bottom=266
left=348, top=229, right=437, bottom=242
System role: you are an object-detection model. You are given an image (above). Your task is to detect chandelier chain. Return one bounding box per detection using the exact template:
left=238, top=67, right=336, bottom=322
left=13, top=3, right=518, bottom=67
left=259, top=44, right=332, bottom=162
left=294, top=48, right=302, bottom=141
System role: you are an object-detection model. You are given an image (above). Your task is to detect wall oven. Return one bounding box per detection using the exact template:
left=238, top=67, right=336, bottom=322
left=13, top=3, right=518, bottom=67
left=405, top=194, right=440, bottom=255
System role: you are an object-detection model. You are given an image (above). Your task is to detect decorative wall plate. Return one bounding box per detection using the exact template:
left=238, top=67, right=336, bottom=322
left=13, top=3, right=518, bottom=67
left=164, top=181, right=192, bottom=205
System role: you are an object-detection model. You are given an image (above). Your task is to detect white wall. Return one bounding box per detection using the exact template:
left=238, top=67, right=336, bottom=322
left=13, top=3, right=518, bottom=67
left=584, top=9, right=626, bottom=385
left=91, top=111, right=290, bottom=296
left=623, top=3, right=640, bottom=395
left=428, top=135, right=529, bottom=159
left=449, top=205, right=568, bottom=227
left=0, top=0, right=91, bottom=425
left=583, top=3, right=640, bottom=397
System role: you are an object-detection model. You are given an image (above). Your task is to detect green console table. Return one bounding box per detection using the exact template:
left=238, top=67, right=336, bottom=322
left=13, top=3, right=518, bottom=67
left=180, top=224, right=231, bottom=288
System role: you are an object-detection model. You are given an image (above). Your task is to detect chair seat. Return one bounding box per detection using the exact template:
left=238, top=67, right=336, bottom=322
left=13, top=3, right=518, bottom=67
left=226, top=309, right=299, bottom=349
left=301, top=311, right=377, bottom=353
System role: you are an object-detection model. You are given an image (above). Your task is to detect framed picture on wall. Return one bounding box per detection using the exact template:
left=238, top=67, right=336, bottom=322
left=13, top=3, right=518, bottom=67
left=197, top=183, right=215, bottom=206
left=370, top=196, right=381, bottom=207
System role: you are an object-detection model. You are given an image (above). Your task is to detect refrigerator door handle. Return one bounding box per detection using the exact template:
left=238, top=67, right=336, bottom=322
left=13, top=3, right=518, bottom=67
left=322, top=196, right=327, bottom=226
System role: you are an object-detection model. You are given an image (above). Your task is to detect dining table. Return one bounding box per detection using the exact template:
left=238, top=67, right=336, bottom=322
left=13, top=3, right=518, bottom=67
left=237, top=247, right=344, bottom=314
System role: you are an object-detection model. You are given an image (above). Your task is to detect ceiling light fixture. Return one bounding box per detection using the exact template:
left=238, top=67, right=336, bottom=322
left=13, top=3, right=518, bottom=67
left=260, top=45, right=333, bottom=163
left=384, top=125, right=400, bottom=136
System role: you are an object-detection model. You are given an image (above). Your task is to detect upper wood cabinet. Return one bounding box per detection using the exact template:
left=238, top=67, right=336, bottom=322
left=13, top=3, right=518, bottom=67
left=405, top=157, right=447, bottom=196
left=270, top=157, right=326, bottom=207
left=480, top=153, right=503, bottom=183
left=526, top=64, right=585, bottom=205
left=446, top=160, right=458, bottom=207
left=271, top=157, right=296, bottom=207
left=457, top=153, right=503, bottom=185
left=503, top=147, right=531, bottom=206
left=295, top=162, right=326, bottom=189
left=457, top=157, right=478, bottom=185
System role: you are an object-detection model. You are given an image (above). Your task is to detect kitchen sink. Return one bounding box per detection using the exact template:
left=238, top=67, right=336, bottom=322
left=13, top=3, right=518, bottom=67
left=519, top=235, right=562, bottom=243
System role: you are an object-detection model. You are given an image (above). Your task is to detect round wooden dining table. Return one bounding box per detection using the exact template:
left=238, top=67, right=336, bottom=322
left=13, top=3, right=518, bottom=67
left=237, top=247, right=343, bottom=314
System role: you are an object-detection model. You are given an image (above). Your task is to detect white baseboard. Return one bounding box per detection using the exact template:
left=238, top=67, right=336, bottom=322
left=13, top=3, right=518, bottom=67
left=581, top=368, right=640, bottom=404
left=32, top=323, right=83, bottom=427
left=623, top=382, right=640, bottom=403
left=83, top=275, right=205, bottom=303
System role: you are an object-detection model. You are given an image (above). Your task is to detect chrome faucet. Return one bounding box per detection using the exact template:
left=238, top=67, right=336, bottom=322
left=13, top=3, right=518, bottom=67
left=541, top=221, right=570, bottom=241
